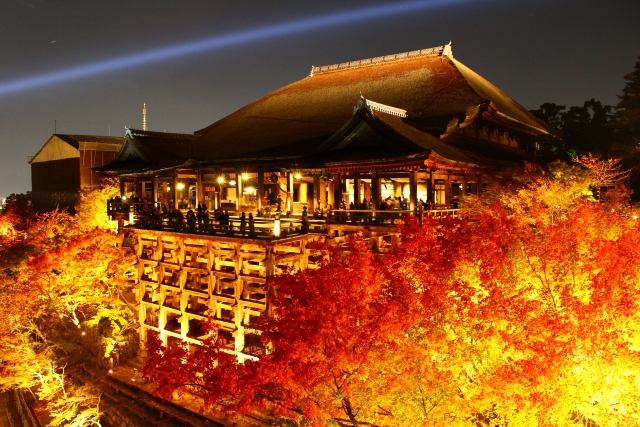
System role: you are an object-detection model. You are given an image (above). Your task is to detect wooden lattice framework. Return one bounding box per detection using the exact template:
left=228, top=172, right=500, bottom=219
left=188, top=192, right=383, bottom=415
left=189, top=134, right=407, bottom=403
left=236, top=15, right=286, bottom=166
left=129, top=230, right=319, bottom=362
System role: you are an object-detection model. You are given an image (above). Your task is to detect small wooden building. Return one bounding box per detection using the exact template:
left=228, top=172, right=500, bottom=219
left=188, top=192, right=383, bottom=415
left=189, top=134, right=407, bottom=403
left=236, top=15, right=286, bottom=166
left=30, top=134, right=124, bottom=211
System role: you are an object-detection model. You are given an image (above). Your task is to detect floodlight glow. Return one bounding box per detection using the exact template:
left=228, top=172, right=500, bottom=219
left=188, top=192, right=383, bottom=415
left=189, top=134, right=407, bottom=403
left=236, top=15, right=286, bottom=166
left=0, top=0, right=474, bottom=96
left=176, top=183, right=185, bottom=190
left=217, top=176, right=225, bottom=184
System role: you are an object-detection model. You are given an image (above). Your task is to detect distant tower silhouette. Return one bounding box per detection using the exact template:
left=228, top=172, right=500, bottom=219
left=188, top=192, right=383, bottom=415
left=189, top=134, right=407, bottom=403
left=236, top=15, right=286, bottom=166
left=142, top=103, right=147, bottom=131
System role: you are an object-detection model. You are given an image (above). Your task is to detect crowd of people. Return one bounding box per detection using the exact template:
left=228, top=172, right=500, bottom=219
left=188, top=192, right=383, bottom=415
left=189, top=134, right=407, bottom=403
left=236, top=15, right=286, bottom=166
left=108, top=193, right=444, bottom=232
left=331, top=196, right=435, bottom=223
left=108, top=198, right=262, bottom=236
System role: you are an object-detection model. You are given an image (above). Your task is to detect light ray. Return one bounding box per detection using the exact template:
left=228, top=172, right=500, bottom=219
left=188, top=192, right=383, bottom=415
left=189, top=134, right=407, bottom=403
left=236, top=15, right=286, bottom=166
left=0, top=0, right=476, bottom=96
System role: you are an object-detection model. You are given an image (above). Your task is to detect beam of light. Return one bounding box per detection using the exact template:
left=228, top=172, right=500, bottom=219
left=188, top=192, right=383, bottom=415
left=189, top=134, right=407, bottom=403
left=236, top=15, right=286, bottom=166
left=0, top=0, right=477, bottom=97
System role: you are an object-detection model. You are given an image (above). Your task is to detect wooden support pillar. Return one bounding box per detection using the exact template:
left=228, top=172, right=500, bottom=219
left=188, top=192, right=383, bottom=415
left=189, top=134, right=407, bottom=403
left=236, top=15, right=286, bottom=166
left=196, top=169, right=203, bottom=205
left=393, top=181, right=402, bottom=198
left=445, top=174, right=451, bottom=206
left=158, top=307, right=167, bottom=346
left=299, top=182, right=308, bottom=204
left=409, top=170, right=418, bottom=211
left=363, top=180, right=371, bottom=203
left=300, top=239, right=308, bottom=270
left=119, top=177, right=125, bottom=197
left=320, top=181, right=327, bottom=208
left=133, top=178, right=140, bottom=198
left=236, top=171, right=243, bottom=212
left=353, top=176, right=361, bottom=205
left=173, top=170, right=179, bottom=210
left=152, top=176, right=159, bottom=204
left=333, top=173, right=342, bottom=208
left=257, top=168, right=264, bottom=213
left=427, top=172, right=435, bottom=205
left=312, top=175, right=320, bottom=212
left=372, top=173, right=380, bottom=206
left=286, top=171, right=293, bottom=213
left=265, top=247, right=275, bottom=277
left=180, top=292, right=189, bottom=341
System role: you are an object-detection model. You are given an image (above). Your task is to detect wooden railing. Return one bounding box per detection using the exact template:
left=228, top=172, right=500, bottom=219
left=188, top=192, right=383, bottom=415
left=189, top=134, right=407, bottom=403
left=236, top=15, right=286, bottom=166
left=327, top=207, right=467, bottom=225
left=108, top=201, right=467, bottom=238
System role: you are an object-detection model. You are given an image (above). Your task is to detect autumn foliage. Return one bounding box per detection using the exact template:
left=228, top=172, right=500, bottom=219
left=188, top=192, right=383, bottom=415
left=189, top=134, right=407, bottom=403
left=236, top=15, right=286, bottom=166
left=143, top=161, right=640, bottom=427
left=0, top=187, right=136, bottom=426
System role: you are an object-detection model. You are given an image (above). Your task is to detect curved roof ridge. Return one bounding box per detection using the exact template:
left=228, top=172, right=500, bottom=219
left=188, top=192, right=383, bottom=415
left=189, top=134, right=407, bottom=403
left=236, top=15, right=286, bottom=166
left=310, top=43, right=450, bottom=76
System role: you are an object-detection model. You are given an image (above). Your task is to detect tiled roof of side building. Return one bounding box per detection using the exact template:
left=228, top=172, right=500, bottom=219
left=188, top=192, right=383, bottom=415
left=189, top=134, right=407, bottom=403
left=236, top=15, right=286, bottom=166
left=193, top=44, right=556, bottom=162
left=54, top=134, right=125, bottom=149
left=94, top=129, right=196, bottom=174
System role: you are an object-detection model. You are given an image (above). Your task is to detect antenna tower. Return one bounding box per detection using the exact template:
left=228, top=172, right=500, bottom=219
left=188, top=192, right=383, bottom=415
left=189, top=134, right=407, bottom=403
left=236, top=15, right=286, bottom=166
left=142, top=103, right=147, bottom=131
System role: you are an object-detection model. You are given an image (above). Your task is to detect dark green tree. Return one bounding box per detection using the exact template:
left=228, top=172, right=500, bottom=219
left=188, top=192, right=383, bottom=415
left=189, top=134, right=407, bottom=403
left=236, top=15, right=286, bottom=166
left=530, top=102, right=565, bottom=130
left=531, top=99, right=615, bottom=156
left=562, top=98, right=615, bottom=153
left=612, top=56, right=640, bottom=150
left=610, top=55, right=640, bottom=199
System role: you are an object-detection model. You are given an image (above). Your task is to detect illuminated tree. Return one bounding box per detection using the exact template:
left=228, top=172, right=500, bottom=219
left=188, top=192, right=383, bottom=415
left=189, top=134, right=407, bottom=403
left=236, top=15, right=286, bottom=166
left=75, top=178, right=119, bottom=232
left=0, top=187, right=136, bottom=426
left=143, top=159, right=640, bottom=426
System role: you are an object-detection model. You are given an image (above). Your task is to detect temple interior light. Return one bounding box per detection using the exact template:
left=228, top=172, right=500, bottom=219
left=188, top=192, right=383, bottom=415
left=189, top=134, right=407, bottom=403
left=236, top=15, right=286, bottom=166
left=273, top=217, right=281, bottom=237
left=176, top=183, right=185, bottom=190
left=217, top=176, right=225, bottom=184
left=246, top=187, right=255, bottom=195
left=294, top=173, right=302, bottom=179
left=229, top=180, right=237, bottom=186
left=242, top=173, right=249, bottom=180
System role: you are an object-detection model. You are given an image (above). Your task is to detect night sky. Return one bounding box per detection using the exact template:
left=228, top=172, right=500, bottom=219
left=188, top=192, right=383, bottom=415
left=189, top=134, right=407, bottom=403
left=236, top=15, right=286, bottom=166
left=1, top=0, right=639, bottom=198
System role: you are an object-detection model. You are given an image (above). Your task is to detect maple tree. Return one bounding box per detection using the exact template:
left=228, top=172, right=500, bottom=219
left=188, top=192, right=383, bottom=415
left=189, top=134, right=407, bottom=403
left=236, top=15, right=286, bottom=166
left=143, top=159, right=640, bottom=427
left=0, top=185, right=136, bottom=427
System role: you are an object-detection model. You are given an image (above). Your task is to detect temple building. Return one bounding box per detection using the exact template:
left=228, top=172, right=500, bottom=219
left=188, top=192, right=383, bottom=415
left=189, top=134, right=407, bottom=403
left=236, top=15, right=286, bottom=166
left=99, top=44, right=557, bottom=360
left=30, top=134, right=124, bottom=211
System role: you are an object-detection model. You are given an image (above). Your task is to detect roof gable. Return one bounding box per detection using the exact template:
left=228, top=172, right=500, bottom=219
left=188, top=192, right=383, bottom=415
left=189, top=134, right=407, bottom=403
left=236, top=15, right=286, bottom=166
left=451, top=58, right=557, bottom=136
left=30, top=134, right=125, bottom=164
left=305, top=102, right=429, bottom=166
left=30, top=135, right=80, bottom=163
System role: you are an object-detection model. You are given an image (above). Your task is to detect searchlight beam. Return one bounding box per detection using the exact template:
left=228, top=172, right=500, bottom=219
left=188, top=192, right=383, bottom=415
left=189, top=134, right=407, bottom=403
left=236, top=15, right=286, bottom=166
left=0, top=0, right=474, bottom=96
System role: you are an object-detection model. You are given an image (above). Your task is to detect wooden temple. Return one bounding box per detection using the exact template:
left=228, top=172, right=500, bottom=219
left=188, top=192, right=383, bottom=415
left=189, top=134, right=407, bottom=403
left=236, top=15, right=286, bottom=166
left=99, top=43, right=557, bottom=361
